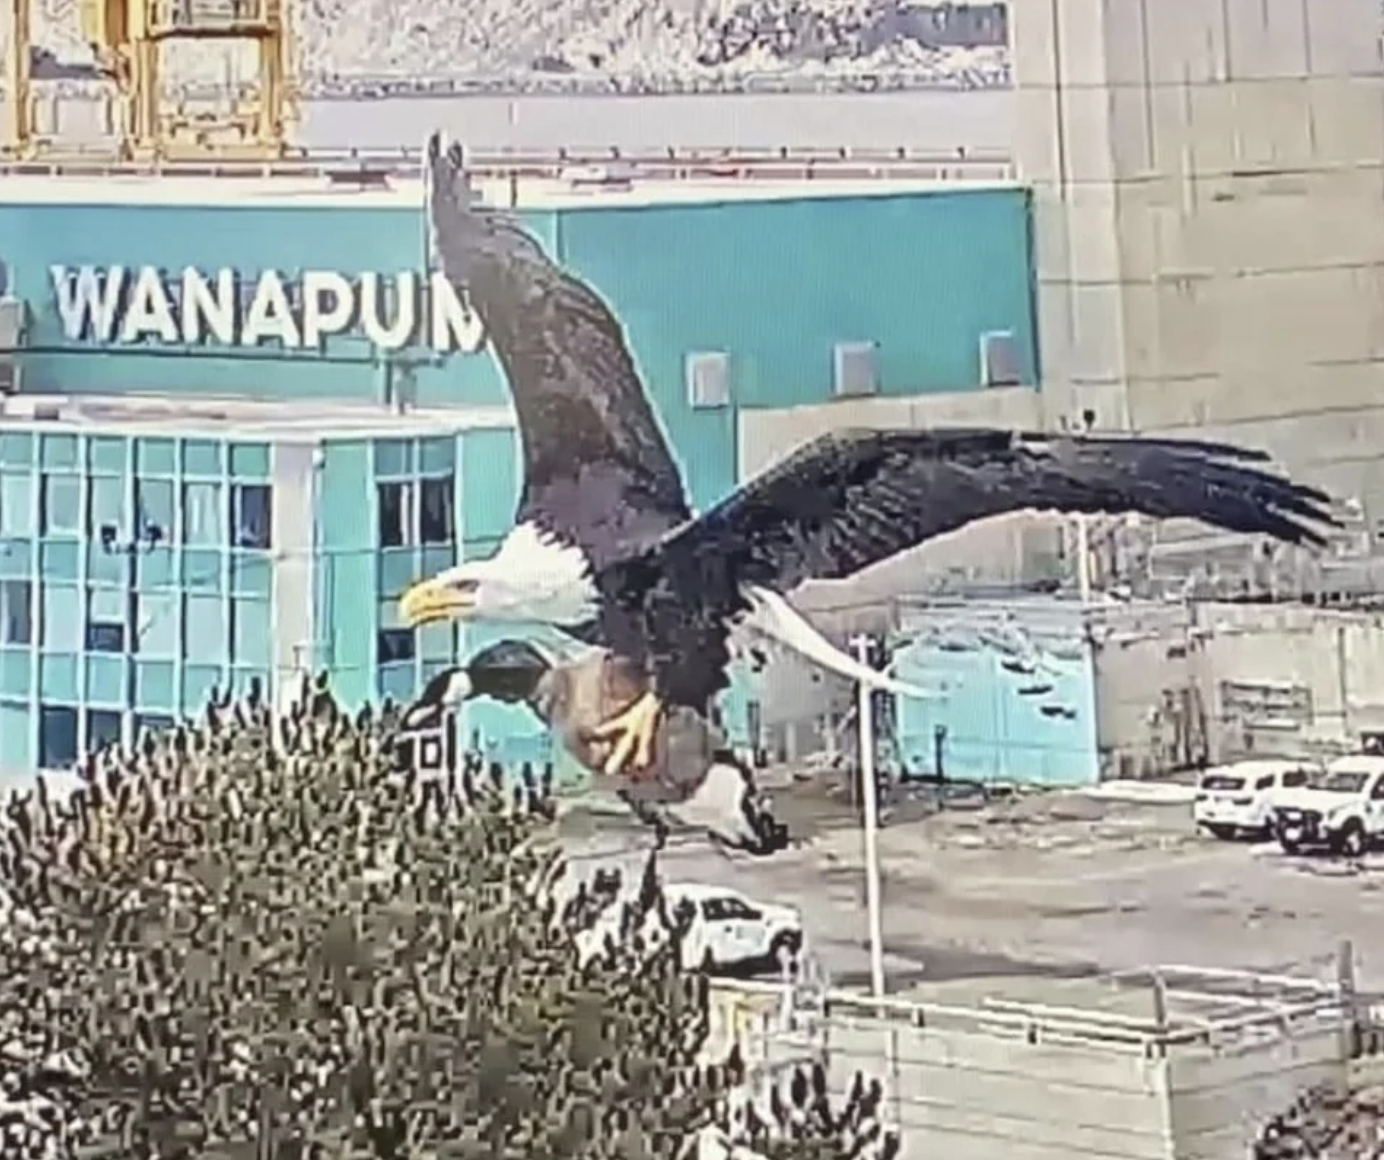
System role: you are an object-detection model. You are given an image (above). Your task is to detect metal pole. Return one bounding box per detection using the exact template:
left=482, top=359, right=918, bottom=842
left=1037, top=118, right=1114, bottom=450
left=852, top=634, right=887, bottom=1000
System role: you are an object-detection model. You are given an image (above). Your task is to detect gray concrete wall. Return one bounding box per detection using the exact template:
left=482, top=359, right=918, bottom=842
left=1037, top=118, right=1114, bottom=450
left=718, top=978, right=1358, bottom=1160
left=1092, top=600, right=1384, bottom=776
left=1011, top=0, right=1384, bottom=538
left=775, top=1004, right=1174, bottom=1160
left=1167, top=1024, right=1350, bottom=1160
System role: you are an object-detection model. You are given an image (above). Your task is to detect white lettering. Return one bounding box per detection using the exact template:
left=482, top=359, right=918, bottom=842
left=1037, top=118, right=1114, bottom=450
left=181, top=267, right=236, bottom=344
left=300, top=269, right=354, bottom=347
left=429, top=273, right=486, bottom=354
left=48, top=265, right=489, bottom=354
left=118, top=266, right=180, bottom=344
left=241, top=270, right=301, bottom=348
left=359, top=272, right=416, bottom=352
left=51, top=265, right=124, bottom=341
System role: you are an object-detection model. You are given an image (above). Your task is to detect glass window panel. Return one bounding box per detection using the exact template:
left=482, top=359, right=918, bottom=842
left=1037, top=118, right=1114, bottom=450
left=134, top=592, right=179, bottom=656
left=86, top=586, right=127, bottom=653
left=231, top=484, right=272, bottom=549
left=85, top=708, right=123, bottom=756
left=229, top=442, right=270, bottom=479
left=184, top=594, right=228, bottom=663
left=40, top=475, right=80, bottom=536
left=419, top=476, right=454, bottom=545
left=0, top=579, right=31, bottom=645
left=182, top=482, right=225, bottom=547
left=87, top=475, right=126, bottom=536
left=376, top=628, right=415, bottom=665
left=41, top=583, right=81, bottom=651
left=374, top=438, right=412, bottom=477
left=135, top=479, right=175, bottom=541
left=38, top=704, right=78, bottom=770
left=230, top=598, right=271, bottom=667
left=377, top=481, right=412, bottom=548
left=0, top=699, right=31, bottom=770
left=134, top=712, right=176, bottom=742
left=89, top=586, right=126, bottom=623
left=0, top=472, right=34, bottom=536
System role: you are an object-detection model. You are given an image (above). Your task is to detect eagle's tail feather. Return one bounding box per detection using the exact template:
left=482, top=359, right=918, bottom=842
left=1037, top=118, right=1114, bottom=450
left=737, top=586, right=940, bottom=700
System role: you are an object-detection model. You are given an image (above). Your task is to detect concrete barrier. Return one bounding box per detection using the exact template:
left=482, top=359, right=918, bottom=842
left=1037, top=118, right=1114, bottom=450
left=709, top=961, right=1367, bottom=1160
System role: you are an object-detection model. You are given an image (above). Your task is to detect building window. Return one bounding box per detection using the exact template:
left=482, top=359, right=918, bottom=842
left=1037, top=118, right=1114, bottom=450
left=135, top=478, right=175, bottom=541
left=41, top=583, right=81, bottom=652
left=134, top=712, right=175, bottom=743
left=85, top=587, right=128, bottom=653
left=0, top=472, right=34, bottom=537
left=231, top=484, right=272, bottom=550
left=184, top=594, right=228, bottom=663
left=85, top=708, right=123, bottom=756
left=230, top=597, right=271, bottom=667
left=38, top=704, right=78, bottom=769
left=182, top=481, right=225, bottom=546
left=0, top=579, right=31, bottom=645
left=419, top=477, right=454, bottom=545
left=40, top=474, right=81, bottom=535
left=377, top=628, right=415, bottom=665
left=378, top=478, right=454, bottom=548
left=377, top=481, right=413, bottom=548
left=134, top=592, right=178, bottom=657
left=87, top=475, right=126, bottom=537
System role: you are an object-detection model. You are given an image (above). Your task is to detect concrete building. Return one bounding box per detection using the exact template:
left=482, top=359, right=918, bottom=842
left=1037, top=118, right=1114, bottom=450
left=1010, top=0, right=1384, bottom=536
left=0, top=168, right=1039, bottom=777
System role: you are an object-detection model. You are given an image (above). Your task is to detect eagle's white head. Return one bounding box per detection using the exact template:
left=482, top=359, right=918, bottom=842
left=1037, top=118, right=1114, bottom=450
left=398, top=522, right=599, bottom=629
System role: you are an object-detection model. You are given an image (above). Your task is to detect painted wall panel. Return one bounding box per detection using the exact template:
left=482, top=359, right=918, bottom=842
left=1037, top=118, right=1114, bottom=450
left=556, top=190, right=1036, bottom=505
left=0, top=203, right=558, bottom=407
left=316, top=440, right=376, bottom=707
left=891, top=600, right=1099, bottom=787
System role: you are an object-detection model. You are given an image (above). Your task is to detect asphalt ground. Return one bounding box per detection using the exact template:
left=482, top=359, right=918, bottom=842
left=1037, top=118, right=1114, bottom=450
left=556, top=776, right=1384, bottom=1001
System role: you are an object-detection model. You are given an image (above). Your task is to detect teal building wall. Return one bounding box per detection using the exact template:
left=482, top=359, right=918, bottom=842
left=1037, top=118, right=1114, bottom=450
left=0, top=185, right=1039, bottom=778
left=889, top=602, right=1099, bottom=788
left=0, top=428, right=276, bottom=779
left=1, top=186, right=1036, bottom=513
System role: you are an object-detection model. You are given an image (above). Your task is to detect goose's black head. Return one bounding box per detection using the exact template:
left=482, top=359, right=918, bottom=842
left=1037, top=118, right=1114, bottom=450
left=399, top=639, right=554, bottom=731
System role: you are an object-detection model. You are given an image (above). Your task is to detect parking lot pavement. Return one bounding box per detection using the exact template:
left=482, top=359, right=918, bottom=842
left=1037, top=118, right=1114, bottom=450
left=558, top=787, right=1384, bottom=995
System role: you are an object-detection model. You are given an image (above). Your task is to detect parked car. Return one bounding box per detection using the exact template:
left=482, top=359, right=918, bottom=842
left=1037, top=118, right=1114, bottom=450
left=577, top=882, right=803, bottom=975
left=1272, top=756, right=1384, bottom=856
left=1193, top=760, right=1317, bottom=840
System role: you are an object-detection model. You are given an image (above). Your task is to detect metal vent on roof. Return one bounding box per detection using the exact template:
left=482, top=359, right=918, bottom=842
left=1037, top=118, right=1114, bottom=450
left=686, top=351, right=731, bottom=409
left=979, top=329, right=1023, bottom=387
left=833, top=341, right=878, bottom=397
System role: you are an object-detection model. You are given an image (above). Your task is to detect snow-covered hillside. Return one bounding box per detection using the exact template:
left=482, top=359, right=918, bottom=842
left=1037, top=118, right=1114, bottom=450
left=6, top=0, right=1009, bottom=92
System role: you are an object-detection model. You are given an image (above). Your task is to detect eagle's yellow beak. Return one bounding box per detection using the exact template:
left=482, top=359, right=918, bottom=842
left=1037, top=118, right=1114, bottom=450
left=399, top=576, right=477, bottom=627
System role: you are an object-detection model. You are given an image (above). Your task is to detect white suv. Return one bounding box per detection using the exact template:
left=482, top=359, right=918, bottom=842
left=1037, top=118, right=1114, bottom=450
left=1272, top=756, right=1384, bottom=857
left=1193, top=760, right=1316, bottom=840
left=577, top=882, right=803, bottom=975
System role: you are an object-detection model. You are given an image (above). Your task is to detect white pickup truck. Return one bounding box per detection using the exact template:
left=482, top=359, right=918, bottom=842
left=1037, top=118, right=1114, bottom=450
left=1272, top=756, right=1384, bottom=856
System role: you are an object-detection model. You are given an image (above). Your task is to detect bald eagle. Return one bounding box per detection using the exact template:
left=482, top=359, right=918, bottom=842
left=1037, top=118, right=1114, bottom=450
left=400, top=134, right=1339, bottom=780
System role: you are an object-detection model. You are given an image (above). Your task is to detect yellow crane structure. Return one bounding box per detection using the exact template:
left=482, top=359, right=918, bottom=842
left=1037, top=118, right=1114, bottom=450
left=3, top=0, right=298, bottom=160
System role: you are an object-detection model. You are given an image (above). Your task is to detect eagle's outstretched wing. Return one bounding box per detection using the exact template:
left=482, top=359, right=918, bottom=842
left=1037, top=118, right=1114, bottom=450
left=595, top=428, right=1339, bottom=705
left=427, top=134, right=690, bottom=565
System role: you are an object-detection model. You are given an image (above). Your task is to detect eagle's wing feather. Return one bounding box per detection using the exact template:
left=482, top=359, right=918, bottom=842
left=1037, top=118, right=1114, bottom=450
left=427, top=134, right=690, bottom=564
left=651, top=427, right=1337, bottom=596
left=597, top=428, right=1337, bottom=705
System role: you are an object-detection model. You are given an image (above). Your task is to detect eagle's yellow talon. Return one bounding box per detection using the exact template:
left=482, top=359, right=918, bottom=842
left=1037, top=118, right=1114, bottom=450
left=592, top=691, right=662, bottom=776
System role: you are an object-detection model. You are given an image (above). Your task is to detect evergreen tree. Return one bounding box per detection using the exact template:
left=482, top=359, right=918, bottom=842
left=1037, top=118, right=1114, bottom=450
left=0, top=676, right=898, bottom=1160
